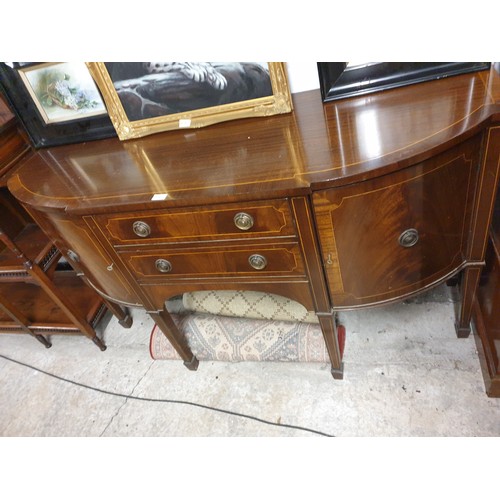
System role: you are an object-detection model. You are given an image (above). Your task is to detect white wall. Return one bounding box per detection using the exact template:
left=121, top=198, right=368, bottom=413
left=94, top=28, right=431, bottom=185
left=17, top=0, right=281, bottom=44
left=285, top=62, right=320, bottom=94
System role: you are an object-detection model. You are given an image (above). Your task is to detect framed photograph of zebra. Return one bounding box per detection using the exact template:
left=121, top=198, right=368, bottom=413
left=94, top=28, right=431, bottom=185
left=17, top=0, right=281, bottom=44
left=86, top=62, right=293, bottom=140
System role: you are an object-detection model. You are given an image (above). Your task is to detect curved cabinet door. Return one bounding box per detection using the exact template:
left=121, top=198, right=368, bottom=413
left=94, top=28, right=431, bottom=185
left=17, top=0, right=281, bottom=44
left=313, top=135, right=481, bottom=308
left=37, top=212, right=139, bottom=306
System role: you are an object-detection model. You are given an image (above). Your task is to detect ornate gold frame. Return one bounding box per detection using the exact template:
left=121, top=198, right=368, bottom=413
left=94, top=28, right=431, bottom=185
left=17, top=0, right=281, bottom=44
left=86, top=62, right=292, bottom=140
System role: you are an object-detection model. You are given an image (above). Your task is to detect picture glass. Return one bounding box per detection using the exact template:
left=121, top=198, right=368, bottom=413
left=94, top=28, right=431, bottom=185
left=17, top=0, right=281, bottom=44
left=18, top=62, right=107, bottom=124
left=103, top=62, right=272, bottom=122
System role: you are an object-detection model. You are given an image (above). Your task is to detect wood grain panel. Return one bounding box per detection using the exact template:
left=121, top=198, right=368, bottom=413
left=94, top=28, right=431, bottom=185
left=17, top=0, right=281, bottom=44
left=314, top=136, right=480, bottom=307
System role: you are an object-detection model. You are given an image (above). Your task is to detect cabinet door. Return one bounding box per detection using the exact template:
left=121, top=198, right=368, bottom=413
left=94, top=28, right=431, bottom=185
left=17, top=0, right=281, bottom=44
left=36, top=212, right=139, bottom=306
left=313, top=136, right=481, bottom=308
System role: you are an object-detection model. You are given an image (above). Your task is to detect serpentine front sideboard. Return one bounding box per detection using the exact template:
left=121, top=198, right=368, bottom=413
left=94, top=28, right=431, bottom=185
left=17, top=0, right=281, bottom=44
left=8, top=66, right=500, bottom=381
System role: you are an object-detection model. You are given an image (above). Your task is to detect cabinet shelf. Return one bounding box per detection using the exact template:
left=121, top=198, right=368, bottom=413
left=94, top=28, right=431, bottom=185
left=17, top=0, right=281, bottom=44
left=0, top=223, right=60, bottom=278
left=0, top=271, right=107, bottom=335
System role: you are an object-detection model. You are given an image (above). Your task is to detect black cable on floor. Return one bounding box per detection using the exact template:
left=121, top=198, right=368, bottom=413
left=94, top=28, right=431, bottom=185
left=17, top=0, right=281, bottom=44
left=0, top=353, right=334, bottom=437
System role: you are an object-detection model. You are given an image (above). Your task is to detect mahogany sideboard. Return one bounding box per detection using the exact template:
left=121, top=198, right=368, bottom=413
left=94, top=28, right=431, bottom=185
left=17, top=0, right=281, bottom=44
left=8, top=66, right=500, bottom=382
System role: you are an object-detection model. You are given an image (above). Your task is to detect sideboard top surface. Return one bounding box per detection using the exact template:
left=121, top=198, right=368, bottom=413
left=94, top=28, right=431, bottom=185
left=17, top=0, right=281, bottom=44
left=9, top=65, right=500, bottom=213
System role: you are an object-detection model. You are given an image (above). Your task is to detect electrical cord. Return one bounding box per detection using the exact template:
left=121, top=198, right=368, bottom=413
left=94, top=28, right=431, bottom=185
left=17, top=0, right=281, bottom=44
left=0, top=353, right=334, bottom=437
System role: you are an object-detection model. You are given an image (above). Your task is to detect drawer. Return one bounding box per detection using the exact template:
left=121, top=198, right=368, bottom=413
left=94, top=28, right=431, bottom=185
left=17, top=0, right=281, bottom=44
left=94, top=199, right=296, bottom=246
left=119, top=243, right=306, bottom=281
left=313, top=138, right=480, bottom=307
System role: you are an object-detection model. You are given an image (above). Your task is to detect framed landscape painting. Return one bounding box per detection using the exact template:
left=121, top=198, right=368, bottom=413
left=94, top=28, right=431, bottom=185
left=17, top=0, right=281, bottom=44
left=86, top=62, right=293, bottom=140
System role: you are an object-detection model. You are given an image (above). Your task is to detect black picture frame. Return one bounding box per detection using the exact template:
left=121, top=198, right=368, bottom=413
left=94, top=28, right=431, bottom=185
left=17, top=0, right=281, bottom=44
left=0, top=62, right=117, bottom=148
left=317, top=62, right=491, bottom=102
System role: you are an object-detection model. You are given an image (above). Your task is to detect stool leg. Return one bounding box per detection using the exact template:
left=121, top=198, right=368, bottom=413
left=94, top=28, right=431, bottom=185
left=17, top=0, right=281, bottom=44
left=34, top=334, right=52, bottom=348
left=92, top=336, right=107, bottom=351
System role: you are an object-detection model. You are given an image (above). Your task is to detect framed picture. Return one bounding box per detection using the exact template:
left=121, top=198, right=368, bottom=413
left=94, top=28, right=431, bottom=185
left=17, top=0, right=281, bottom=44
left=86, top=62, right=293, bottom=140
left=0, top=62, right=117, bottom=148
left=317, top=62, right=491, bottom=102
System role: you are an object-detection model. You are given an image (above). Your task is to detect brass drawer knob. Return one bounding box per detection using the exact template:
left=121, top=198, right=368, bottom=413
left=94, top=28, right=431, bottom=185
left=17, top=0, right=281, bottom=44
left=133, top=221, right=151, bottom=238
left=248, top=254, right=267, bottom=270
left=234, top=212, right=254, bottom=231
left=398, top=228, right=419, bottom=248
left=155, top=258, right=172, bottom=273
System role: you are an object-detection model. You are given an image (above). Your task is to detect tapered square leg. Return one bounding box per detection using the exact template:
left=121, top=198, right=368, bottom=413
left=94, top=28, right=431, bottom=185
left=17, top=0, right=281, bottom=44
left=455, top=267, right=482, bottom=339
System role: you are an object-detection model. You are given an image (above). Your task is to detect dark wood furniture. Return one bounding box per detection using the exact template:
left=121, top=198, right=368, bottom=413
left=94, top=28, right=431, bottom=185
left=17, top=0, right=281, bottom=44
left=0, top=94, right=131, bottom=348
left=473, top=182, right=500, bottom=396
left=8, top=66, right=500, bottom=384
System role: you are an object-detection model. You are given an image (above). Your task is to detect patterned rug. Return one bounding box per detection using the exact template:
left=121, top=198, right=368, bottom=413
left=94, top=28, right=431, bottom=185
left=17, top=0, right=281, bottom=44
left=149, top=312, right=345, bottom=363
left=181, top=290, right=319, bottom=323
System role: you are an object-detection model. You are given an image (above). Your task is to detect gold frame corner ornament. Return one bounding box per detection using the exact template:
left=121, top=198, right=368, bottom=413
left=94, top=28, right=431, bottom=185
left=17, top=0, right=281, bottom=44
left=86, top=62, right=293, bottom=141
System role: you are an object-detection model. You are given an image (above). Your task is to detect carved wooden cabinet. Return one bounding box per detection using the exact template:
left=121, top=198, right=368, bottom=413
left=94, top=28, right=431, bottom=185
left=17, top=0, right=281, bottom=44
left=7, top=67, right=500, bottom=389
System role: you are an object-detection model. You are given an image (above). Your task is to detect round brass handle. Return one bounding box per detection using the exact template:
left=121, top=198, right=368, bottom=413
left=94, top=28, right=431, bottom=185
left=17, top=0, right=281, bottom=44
left=234, top=212, right=254, bottom=231
left=398, top=228, right=419, bottom=248
left=133, top=221, right=151, bottom=238
left=155, top=258, right=172, bottom=273
left=248, top=254, right=267, bottom=270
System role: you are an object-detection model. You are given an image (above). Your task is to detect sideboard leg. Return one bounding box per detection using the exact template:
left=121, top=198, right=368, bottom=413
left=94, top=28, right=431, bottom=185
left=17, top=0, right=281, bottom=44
left=149, top=307, right=199, bottom=371
left=183, top=356, right=200, bottom=371
left=455, top=266, right=483, bottom=338
left=118, top=313, right=133, bottom=329
left=317, top=311, right=344, bottom=379
left=103, top=299, right=133, bottom=329
left=331, top=364, right=344, bottom=380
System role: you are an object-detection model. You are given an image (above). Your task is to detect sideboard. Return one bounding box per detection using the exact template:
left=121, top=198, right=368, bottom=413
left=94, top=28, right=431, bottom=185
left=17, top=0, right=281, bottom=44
left=8, top=65, right=500, bottom=382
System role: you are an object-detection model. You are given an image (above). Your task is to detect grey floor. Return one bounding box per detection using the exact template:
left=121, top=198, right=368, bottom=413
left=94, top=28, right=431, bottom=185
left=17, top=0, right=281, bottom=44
left=0, top=284, right=499, bottom=438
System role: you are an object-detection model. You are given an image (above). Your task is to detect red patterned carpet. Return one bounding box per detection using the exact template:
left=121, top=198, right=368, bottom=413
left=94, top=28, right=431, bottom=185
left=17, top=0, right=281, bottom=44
left=150, top=312, right=345, bottom=363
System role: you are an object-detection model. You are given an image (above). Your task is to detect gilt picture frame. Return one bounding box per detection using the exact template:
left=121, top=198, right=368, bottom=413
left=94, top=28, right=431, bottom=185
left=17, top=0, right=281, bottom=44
left=0, top=62, right=117, bottom=148
left=86, top=62, right=293, bottom=140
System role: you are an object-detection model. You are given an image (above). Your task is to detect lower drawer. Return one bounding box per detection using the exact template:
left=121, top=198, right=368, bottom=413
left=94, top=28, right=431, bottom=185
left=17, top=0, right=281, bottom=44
left=120, top=243, right=306, bottom=281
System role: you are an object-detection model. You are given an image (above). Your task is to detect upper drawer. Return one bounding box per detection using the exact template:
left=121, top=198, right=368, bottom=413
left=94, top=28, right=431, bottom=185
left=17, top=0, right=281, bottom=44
left=93, top=199, right=297, bottom=246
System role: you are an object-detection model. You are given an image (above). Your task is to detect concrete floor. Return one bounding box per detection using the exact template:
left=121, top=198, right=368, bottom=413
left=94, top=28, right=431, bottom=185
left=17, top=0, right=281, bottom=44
left=0, top=284, right=499, bottom=438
